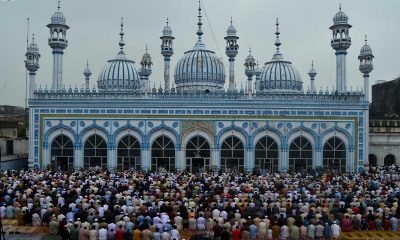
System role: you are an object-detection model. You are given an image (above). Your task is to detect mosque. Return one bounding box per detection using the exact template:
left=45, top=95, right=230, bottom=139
left=25, top=2, right=374, bottom=173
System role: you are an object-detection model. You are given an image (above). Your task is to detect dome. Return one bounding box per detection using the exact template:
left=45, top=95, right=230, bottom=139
left=174, top=46, right=225, bottom=92
left=97, top=51, right=140, bottom=91
left=227, top=25, right=237, bottom=36
left=174, top=3, right=225, bottom=92
left=51, top=11, right=66, bottom=25
left=163, top=25, right=173, bottom=37
left=333, top=7, right=348, bottom=24
left=360, top=39, right=373, bottom=56
left=260, top=19, right=302, bottom=93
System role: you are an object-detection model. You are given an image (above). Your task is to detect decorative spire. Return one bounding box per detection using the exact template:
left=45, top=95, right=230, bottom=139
left=365, top=34, right=367, bottom=45
left=339, top=3, right=342, bottom=11
left=196, top=0, right=203, bottom=41
left=58, top=0, right=61, bottom=11
left=166, top=17, right=169, bottom=27
left=119, top=17, right=125, bottom=52
left=230, top=16, right=233, bottom=26
left=32, top=33, right=35, bottom=43
left=275, top=18, right=281, bottom=53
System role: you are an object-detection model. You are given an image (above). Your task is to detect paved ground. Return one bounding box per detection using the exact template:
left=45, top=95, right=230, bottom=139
left=3, top=218, right=400, bottom=239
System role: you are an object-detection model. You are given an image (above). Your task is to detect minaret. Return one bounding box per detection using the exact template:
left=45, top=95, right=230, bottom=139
left=25, top=34, right=41, bottom=99
left=160, top=18, right=174, bottom=93
left=308, top=61, right=317, bottom=93
left=47, top=0, right=69, bottom=90
left=224, top=17, right=239, bottom=93
left=358, top=35, right=374, bottom=170
left=139, top=46, right=153, bottom=93
left=254, top=61, right=262, bottom=92
left=330, top=5, right=352, bottom=92
left=358, top=35, right=374, bottom=101
left=244, top=48, right=256, bottom=97
left=83, top=61, right=91, bottom=90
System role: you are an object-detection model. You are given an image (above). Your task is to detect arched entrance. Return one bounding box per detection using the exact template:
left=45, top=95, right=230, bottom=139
left=51, top=134, right=74, bottom=171
left=384, top=154, right=396, bottom=166
left=255, top=136, right=278, bottom=173
left=289, top=136, right=312, bottom=173
left=83, top=134, right=107, bottom=170
left=221, top=136, right=245, bottom=172
left=368, top=154, right=377, bottom=167
left=323, top=137, right=347, bottom=173
left=151, top=135, right=175, bottom=172
left=117, top=135, right=141, bottom=171
left=185, top=135, right=211, bottom=173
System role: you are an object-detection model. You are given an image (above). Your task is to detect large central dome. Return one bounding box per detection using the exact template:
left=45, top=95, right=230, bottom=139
left=174, top=3, right=225, bottom=92
left=260, top=20, right=302, bottom=93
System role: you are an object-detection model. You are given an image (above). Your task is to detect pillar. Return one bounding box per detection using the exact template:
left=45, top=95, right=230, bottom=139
left=335, top=51, right=347, bottom=92
left=74, top=143, right=82, bottom=170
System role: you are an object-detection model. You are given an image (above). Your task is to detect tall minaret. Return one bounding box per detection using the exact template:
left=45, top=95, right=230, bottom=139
left=244, top=48, right=256, bottom=97
left=47, top=0, right=69, bottom=90
left=358, top=35, right=374, bottom=169
left=139, top=46, right=153, bottom=93
left=224, top=17, right=239, bottom=93
left=358, top=35, right=374, bottom=101
left=254, top=61, right=262, bottom=92
left=330, top=5, right=351, bottom=92
left=83, top=61, right=91, bottom=90
left=160, top=18, right=174, bottom=93
left=25, top=34, right=41, bottom=99
left=308, top=61, right=317, bottom=93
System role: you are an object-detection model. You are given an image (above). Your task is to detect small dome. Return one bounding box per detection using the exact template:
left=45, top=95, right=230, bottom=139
left=245, top=52, right=255, bottom=65
left=97, top=52, right=140, bottom=91
left=141, top=51, right=152, bottom=64
left=83, top=62, right=92, bottom=76
left=227, top=25, right=237, bottom=36
left=360, top=40, right=373, bottom=56
left=333, top=7, right=348, bottom=24
left=254, top=65, right=263, bottom=77
left=27, top=42, right=39, bottom=54
left=162, top=19, right=173, bottom=37
left=51, top=11, right=66, bottom=25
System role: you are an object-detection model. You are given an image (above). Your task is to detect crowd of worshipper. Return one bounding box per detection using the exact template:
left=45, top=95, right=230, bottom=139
left=1, top=165, right=400, bottom=240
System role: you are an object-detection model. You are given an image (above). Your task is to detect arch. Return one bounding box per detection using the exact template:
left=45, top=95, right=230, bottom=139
left=79, top=125, right=109, bottom=146
left=217, top=126, right=248, bottom=148
left=252, top=126, right=282, bottom=149
left=321, top=127, right=352, bottom=148
left=117, top=135, right=141, bottom=171
left=114, top=125, right=144, bottom=146
left=322, top=136, right=347, bottom=173
left=185, top=135, right=211, bottom=173
left=147, top=125, right=179, bottom=148
left=182, top=129, right=213, bottom=149
left=83, top=134, right=108, bottom=169
left=220, top=135, right=245, bottom=172
left=384, top=154, right=396, bottom=166
left=287, top=126, right=317, bottom=148
left=45, top=124, right=76, bottom=147
left=288, top=136, right=313, bottom=173
left=254, top=136, right=279, bottom=173
left=368, top=154, right=377, bottom=167
left=50, top=134, right=74, bottom=171
left=151, top=134, right=176, bottom=172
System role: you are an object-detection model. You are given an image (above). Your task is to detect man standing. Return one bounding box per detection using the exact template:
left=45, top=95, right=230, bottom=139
left=331, top=221, right=341, bottom=240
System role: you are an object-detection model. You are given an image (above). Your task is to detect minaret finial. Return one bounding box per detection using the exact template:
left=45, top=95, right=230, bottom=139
left=365, top=34, right=367, bottom=44
left=145, top=44, right=148, bottom=53
left=58, top=0, right=61, bottom=11
left=86, top=60, right=89, bottom=68
left=275, top=18, right=281, bottom=52
left=230, top=16, right=233, bottom=25
left=196, top=0, right=203, bottom=41
left=166, top=17, right=169, bottom=26
left=119, top=17, right=125, bottom=51
left=32, top=33, right=35, bottom=43
left=312, top=60, right=314, bottom=68
left=339, top=3, right=342, bottom=11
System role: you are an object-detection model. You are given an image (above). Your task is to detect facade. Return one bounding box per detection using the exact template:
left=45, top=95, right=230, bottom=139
left=369, top=78, right=400, bottom=166
left=27, top=3, right=373, bottom=173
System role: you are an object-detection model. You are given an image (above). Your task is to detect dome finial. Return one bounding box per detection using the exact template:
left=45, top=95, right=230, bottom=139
left=365, top=34, right=367, bottom=45
left=166, top=17, right=169, bottom=26
left=32, top=33, right=35, bottom=43
left=339, top=3, right=342, bottom=11
left=145, top=44, right=148, bottom=53
left=58, top=0, right=61, bottom=11
left=196, top=0, right=203, bottom=41
left=274, top=18, right=281, bottom=53
left=119, top=17, right=125, bottom=52
left=230, top=16, right=233, bottom=25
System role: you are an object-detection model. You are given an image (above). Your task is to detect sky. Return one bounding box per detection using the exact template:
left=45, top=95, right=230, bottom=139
left=0, top=0, right=399, bottom=107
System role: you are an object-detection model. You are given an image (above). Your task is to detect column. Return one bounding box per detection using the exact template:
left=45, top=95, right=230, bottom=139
left=228, top=59, right=235, bottom=91
left=141, top=143, right=150, bottom=171
left=74, top=143, right=82, bottom=170
left=107, top=143, right=116, bottom=170
left=176, top=144, right=183, bottom=171
left=28, top=108, right=35, bottom=169
left=164, top=58, right=170, bottom=92
left=246, top=147, right=254, bottom=172
left=348, top=145, right=355, bottom=172
left=315, top=147, right=323, bottom=171
left=213, top=144, right=220, bottom=170
left=42, top=142, right=50, bottom=169
left=279, top=146, right=288, bottom=172
left=335, top=51, right=347, bottom=92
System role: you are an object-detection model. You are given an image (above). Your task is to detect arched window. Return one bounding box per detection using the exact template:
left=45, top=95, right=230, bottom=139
left=151, top=135, right=175, bottom=172
left=368, top=154, right=377, bottom=167
left=221, top=136, right=245, bottom=172
left=255, top=136, right=279, bottom=173
left=84, top=134, right=107, bottom=170
left=51, top=134, right=74, bottom=171
left=384, top=154, right=396, bottom=166
left=117, top=135, right=141, bottom=171
left=186, top=135, right=211, bottom=173
left=289, top=136, right=312, bottom=173
left=323, top=137, right=347, bottom=173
